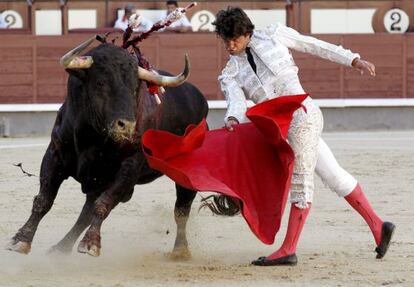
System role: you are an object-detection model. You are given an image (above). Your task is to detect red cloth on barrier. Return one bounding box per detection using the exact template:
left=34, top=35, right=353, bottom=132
left=142, top=94, right=308, bottom=244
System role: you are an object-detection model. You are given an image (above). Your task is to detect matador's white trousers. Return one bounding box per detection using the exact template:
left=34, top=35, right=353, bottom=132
left=287, top=98, right=358, bottom=208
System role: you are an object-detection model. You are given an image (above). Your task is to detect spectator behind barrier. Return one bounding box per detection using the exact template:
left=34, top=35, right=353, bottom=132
left=158, top=0, right=191, bottom=33
left=114, top=3, right=153, bottom=32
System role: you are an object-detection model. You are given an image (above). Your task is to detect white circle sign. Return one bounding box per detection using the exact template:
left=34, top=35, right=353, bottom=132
left=384, top=8, right=409, bottom=33
left=190, top=10, right=216, bottom=32
left=1, top=10, right=23, bottom=28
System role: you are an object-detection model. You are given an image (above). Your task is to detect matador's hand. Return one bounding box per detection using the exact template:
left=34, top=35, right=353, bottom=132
left=352, top=58, right=376, bottom=76
left=225, top=117, right=239, bottom=132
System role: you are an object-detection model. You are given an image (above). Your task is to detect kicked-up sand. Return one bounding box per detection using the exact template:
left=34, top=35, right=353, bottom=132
left=0, top=131, right=413, bottom=287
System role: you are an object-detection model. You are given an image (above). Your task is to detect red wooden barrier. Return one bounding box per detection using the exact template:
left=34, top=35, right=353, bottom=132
left=0, top=33, right=411, bottom=103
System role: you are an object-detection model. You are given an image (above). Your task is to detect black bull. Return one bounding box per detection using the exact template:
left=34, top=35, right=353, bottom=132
left=7, top=43, right=208, bottom=258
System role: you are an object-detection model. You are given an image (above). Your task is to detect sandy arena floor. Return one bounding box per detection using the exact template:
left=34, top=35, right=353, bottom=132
left=0, top=131, right=413, bottom=287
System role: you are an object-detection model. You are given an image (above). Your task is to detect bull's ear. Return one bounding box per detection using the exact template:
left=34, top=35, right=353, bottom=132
left=65, top=69, right=87, bottom=81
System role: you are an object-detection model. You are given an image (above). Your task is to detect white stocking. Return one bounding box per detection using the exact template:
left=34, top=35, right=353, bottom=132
left=315, top=138, right=357, bottom=197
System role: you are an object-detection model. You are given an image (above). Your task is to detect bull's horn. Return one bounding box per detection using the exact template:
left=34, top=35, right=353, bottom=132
left=138, top=54, right=190, bottom=87
left=60, top=36, right=95, bottom=69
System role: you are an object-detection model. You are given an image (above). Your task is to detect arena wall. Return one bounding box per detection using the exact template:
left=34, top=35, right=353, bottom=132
left=2, top=99, right=414, bottom=136
left=1, top=1, right=414, bottom=134
left=0, top=33, right=413, bottom=103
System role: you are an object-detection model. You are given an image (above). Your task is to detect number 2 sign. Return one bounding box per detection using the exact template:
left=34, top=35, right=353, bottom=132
left=190, top=10, right=216, bottom=32
left=384, top=8, right=410, bottom=33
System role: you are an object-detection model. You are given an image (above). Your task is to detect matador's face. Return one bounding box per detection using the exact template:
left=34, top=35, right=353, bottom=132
left=222, top=34, right=251, bottom=56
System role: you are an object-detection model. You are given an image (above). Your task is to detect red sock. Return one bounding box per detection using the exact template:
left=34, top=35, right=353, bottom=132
left=345, top=183, right=383, bottom=245
left=266, top=203, right=311, bottom=260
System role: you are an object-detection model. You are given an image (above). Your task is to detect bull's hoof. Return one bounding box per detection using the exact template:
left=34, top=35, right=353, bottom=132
left=77, top=241, right=100, bottom=257
left=169, top=247, right=192, bottom=261
left=5, top=239, right=31, bottom=254
left=87, top=245, right=100, bottom=257
left=77, top=230, right=101, bottom=257
left=77, top=241, right=88, bottom=254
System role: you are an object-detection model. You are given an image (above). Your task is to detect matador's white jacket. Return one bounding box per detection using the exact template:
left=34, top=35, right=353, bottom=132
left=219, top=23, right=359, bottom=123
left=219, top=23, right=359, bottom=208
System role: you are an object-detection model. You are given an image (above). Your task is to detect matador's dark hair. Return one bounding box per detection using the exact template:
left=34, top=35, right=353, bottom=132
left=212, top=6, right=255, bottom=40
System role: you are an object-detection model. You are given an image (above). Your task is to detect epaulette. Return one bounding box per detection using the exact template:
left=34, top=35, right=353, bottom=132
left=253, top=29, right=272, bottom=40
left=263, top=23, right=282, bottom=37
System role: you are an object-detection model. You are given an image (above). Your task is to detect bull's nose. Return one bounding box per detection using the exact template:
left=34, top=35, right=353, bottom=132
left=110, top=119, right=136, bottom=141
left=114, top=119, right=135, bottom=131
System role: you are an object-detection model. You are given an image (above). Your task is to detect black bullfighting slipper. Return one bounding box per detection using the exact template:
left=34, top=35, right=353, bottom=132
left=375, top=221, right=396, bottom=259
left=251, top=254, right=298, bottom=266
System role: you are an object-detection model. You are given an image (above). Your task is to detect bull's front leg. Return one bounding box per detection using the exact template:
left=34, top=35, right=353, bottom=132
left=171, top=184, right=196, bottom=261
left=6, top=144, right=67, bottom=254
left=48, top=192, right=97, bottom=254
left=77, top=156, right=143, bottom=257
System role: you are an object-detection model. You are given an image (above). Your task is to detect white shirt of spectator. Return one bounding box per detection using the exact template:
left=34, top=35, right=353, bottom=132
left=114, top=14, right=153, bottom=33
